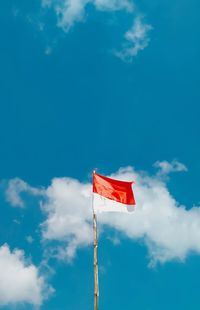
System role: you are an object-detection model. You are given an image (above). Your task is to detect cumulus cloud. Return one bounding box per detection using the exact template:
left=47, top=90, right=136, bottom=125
left=98, top=166, right=200, bottom=264
left=115, top=16, right=152, bottom=61
left=0, top=244, right=51, bottom=306
left=8, top=160, right=198, bottom=265
left=39, top=161, right=200, bottom=264
left=42, top=0, right=133, bottom=31
left=41, top=178, right=92, bottom=259
left=6, top=178, right=44, bottom=207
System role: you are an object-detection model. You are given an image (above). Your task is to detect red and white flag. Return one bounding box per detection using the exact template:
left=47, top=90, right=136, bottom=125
left=92, top=172, right=136, bottom=213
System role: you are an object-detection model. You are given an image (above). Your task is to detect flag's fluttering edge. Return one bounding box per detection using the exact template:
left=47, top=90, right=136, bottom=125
left=92, top=172, right=136, bottom=213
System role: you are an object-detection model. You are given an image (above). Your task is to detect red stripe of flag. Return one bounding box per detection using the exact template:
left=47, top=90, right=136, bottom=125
left=93, top=172, right=135, bottom=205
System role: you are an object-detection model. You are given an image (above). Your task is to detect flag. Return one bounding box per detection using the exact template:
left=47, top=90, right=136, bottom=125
left=92, top=172, right=136, bottom=213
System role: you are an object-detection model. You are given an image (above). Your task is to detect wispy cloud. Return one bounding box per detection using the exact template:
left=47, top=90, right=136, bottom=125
left=115, top=16, right=152, bottom=61
left=6, top=178, right=44, bottom=208
left=7, top=160, right=200, bottom=265
left=26, top=235, right=34, bottom=244
left=154, top=159, right=188, bottom=176
left=94, top=0, right=133, bottom=11
left=45, top=46, right=53, bottom=55
left=39, top=0, right=151, bottom=59
left=42, top=0, right=134, bottom=31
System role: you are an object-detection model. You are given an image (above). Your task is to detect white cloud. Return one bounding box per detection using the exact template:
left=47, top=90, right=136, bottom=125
left=154, top=159, right=188, bottom=176
left=40, top=0, right=152, bottom=59
left=55, top=0, right=89, bottom=31
left=6, top=178, right=44, bottom=208
left=115, top=16, right=152, bottom=61
left=41, top=178, right=92, bottom=260
left=98, top=166, right=200, bottom=264
left=38, top=161, right=200, bottom=264
left=42, top=0, right=52, bottom=7
left=45, top=46, right=53, bottom=55
left=94, top=0, right=133, bottom=11
left=8, top=160, right=198, bottom=265
left=42, top=0, right=133, bottom=31
left=26, top=235, right=34, bottom=244
left=0, top=244, right=51, bottom=306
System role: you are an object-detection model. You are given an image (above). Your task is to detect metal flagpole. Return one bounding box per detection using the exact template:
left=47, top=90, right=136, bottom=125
left=92, top=171, right=99, bottom=310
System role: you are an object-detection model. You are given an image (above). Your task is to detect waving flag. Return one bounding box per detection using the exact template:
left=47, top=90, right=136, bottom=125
left=92, top=172, right=136, bottom=213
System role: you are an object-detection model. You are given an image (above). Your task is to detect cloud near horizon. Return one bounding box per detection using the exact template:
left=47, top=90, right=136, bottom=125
left=6, top=160, right=200, bottom=265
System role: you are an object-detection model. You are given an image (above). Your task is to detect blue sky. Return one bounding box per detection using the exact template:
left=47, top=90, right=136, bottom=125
left=0, top=0, right=200, bottom=309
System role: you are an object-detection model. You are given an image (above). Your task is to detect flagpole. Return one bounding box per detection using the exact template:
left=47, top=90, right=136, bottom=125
left=92, top=171, right=99, bottom=310
left=93, top=211, right=99, bottom=310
